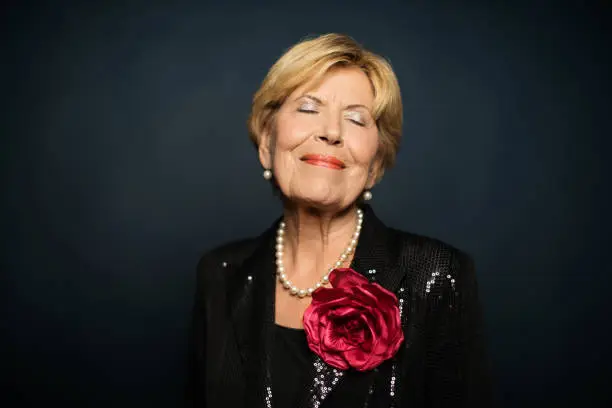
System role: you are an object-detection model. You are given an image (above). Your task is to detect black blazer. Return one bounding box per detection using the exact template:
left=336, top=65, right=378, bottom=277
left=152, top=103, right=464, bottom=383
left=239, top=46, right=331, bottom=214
left=187, top=205, right=493, bottom=407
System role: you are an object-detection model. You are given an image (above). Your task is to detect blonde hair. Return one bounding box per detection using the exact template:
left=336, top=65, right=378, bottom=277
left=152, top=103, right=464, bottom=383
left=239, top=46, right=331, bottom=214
left=247, top=33, right=403, bottom=179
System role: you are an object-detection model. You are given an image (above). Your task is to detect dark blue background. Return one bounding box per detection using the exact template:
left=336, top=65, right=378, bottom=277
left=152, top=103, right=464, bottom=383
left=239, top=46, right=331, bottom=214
left=3, top=1, right=610, bottom=407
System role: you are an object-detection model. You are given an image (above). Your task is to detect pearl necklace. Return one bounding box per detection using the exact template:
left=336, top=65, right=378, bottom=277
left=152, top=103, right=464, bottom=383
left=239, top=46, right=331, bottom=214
left=275, top=208, right=364, bottom=298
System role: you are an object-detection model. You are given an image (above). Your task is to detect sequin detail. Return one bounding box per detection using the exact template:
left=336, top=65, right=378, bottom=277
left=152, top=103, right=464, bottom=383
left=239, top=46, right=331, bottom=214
left=264, top=385, right=273, bottom=408
left=425, top=270, right=440, bottom=293
left=425, top=268, right=457, bottom=295
left=389, top=285, right=409, bottom=406
left=447, top=273, right=456, bottom=291
left=308, top=358, right=344, bottom=408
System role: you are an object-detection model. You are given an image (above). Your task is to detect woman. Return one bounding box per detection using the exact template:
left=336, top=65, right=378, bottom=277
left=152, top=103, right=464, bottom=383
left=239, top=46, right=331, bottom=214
left=188, top=33, right=493, bottom=407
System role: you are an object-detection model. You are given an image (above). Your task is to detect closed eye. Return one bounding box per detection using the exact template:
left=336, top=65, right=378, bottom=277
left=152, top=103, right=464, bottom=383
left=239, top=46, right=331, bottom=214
left=298, top=108, right=318, bottom=114
left=345, top=111, right=366, bottom=127
left=298, top=101, right=318, bottom=113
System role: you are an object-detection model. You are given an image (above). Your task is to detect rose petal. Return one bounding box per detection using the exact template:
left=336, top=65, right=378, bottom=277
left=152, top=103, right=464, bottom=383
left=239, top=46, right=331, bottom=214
left=348, top=314, right=370, bottom=348
left=368, top=283, right=400, bottom=307
left=334, top=316, right=367, bottom=347
left=345, top=286, right=380, bottom=307
left=342, top=347, right=373, bottom=372
left=302, top=307, right=322, bottom=337
left=321, top=326, right=357, bottom=352
left=302, top=266, right=405, bottom=373
left=311, top=288, right=351, bottom=305
left=329, top=268, right=369, bottom=288
left=327, top=306, right=363, bottom=320
left=356, top=314, right=378, bottom=352
left=319, top=351, right=350, bottom=371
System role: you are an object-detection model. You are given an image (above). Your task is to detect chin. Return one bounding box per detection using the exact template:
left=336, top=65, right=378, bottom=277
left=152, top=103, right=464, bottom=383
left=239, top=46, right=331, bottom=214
left=291, top=183, right=337, bottom=203
left=278, top=176, right=358, bottom=210
left=287, top=191, right=357, bottom=213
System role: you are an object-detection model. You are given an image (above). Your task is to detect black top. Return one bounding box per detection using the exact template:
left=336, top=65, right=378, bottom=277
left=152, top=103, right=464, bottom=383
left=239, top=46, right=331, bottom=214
left=188, top=205, right=494, bottom=407
left=271, top=324, right=312, bottom=407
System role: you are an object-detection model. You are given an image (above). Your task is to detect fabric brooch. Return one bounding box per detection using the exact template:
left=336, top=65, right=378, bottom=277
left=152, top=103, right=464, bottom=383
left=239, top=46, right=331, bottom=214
left=302, top=268, right=404, bottom=372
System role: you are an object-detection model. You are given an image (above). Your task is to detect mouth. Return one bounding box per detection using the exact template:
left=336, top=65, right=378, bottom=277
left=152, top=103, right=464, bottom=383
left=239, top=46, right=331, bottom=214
left=300, top=154, right=346, bottom=170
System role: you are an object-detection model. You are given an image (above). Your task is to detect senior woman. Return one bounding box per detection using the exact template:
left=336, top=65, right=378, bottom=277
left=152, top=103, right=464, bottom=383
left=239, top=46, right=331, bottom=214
left=187, top=33, right=492, bottom=407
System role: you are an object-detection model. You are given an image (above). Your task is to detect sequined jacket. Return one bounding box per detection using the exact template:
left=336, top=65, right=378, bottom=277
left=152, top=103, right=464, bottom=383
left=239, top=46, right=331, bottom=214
left=187, top=205, right=494, bottom=407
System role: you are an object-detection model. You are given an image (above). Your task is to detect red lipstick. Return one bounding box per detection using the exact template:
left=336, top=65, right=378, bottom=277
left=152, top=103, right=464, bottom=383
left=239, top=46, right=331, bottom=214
left=301, top=154, right=345, bottom=170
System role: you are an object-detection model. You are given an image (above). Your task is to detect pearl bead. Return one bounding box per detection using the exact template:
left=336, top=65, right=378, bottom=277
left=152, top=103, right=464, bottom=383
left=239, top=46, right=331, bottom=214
left=275, top=208, right=362, bottom=297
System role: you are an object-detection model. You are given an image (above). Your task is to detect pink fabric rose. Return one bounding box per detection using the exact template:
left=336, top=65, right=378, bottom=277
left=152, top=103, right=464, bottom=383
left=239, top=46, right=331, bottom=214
left=303, top=268, right=404, bottom=371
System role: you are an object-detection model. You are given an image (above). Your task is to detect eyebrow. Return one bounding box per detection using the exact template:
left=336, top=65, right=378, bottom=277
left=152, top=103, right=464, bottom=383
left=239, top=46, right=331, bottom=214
left=299, top=94, right=371, bottom=112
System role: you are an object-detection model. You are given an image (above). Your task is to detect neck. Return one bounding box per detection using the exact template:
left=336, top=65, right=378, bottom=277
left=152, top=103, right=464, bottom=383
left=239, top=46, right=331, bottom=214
left=281, top=202, right=360, bottom=279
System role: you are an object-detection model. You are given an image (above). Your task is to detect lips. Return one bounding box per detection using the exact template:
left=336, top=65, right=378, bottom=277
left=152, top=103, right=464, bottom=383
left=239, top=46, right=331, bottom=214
left=301, top=154, right=346, bottom=170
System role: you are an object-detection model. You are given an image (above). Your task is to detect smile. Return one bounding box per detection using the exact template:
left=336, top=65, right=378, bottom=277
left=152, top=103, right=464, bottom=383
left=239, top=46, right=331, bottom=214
left=300, top=154, right=346, bottom=170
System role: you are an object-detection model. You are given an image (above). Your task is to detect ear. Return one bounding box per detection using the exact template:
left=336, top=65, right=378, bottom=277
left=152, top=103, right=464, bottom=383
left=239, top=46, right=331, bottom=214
left=258, top=130, right=272, bottom=169
left=366, top=158, right=384, bottom=189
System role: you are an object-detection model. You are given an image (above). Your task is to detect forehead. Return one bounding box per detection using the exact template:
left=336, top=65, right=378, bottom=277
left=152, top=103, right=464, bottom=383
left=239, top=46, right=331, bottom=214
left=293, top=67, right=374, bottom=107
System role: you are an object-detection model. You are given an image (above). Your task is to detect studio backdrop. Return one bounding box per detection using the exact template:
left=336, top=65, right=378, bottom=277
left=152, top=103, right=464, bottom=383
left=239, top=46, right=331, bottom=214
left=3, top=1, right=610, bottom=407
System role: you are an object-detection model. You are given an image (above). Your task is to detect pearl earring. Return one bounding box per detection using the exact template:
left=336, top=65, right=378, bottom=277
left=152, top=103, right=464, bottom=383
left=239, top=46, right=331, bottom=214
left=363, top=190, right=372, bottom=201
left=263, top=169, right=272, bottom=180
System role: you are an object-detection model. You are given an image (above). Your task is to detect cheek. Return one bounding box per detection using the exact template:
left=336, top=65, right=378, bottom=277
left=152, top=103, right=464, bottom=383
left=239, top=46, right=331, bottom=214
left=275, top=112, right=313, bottom=150
left=348, top=129, right=379, bottom=166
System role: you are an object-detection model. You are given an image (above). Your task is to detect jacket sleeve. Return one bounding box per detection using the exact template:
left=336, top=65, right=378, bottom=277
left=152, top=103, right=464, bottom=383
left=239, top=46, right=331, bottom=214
left=426, top=251, right=495, bottom=407
left=186, top=255, right=209, bottom=407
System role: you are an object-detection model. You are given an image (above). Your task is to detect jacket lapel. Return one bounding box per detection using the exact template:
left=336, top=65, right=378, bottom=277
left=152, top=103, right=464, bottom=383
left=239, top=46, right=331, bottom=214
left=226, top=222, right=278, bottom=408
left=351, top=205, right=405, bottom=291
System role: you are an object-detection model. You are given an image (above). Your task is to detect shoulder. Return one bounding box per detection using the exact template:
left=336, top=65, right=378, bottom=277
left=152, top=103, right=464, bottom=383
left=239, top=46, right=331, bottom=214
left=388, top=227, right=475, bottom=284
left=197, top=237, right=259, bottom=271
left=194, top=237, right=260, bottom=286
left=396, top=229, right=472, bottom=264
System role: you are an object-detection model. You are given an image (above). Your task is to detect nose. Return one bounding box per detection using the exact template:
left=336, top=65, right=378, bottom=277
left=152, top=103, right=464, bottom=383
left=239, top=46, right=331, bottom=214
left=316, top=134, right=343, bottom=146
left=316, top=117, right=343, bottom=146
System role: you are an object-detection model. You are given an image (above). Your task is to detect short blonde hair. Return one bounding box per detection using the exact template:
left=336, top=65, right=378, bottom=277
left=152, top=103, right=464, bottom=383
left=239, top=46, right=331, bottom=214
left=247, top=33, right=403, bottom=179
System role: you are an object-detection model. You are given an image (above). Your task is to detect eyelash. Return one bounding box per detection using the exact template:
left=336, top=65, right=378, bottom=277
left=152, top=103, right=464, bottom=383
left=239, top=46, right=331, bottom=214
left=348, top=117, right=366, bottom=127
left=345, top=113, right=366, bottom=127
left=298, top=106, right=366, bottom=127
left=297, top=107, right=318, bottom=114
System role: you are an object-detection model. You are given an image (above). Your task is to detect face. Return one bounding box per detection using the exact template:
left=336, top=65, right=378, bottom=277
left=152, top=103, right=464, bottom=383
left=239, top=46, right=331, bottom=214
left=259, top=67, right=381, bottom=211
